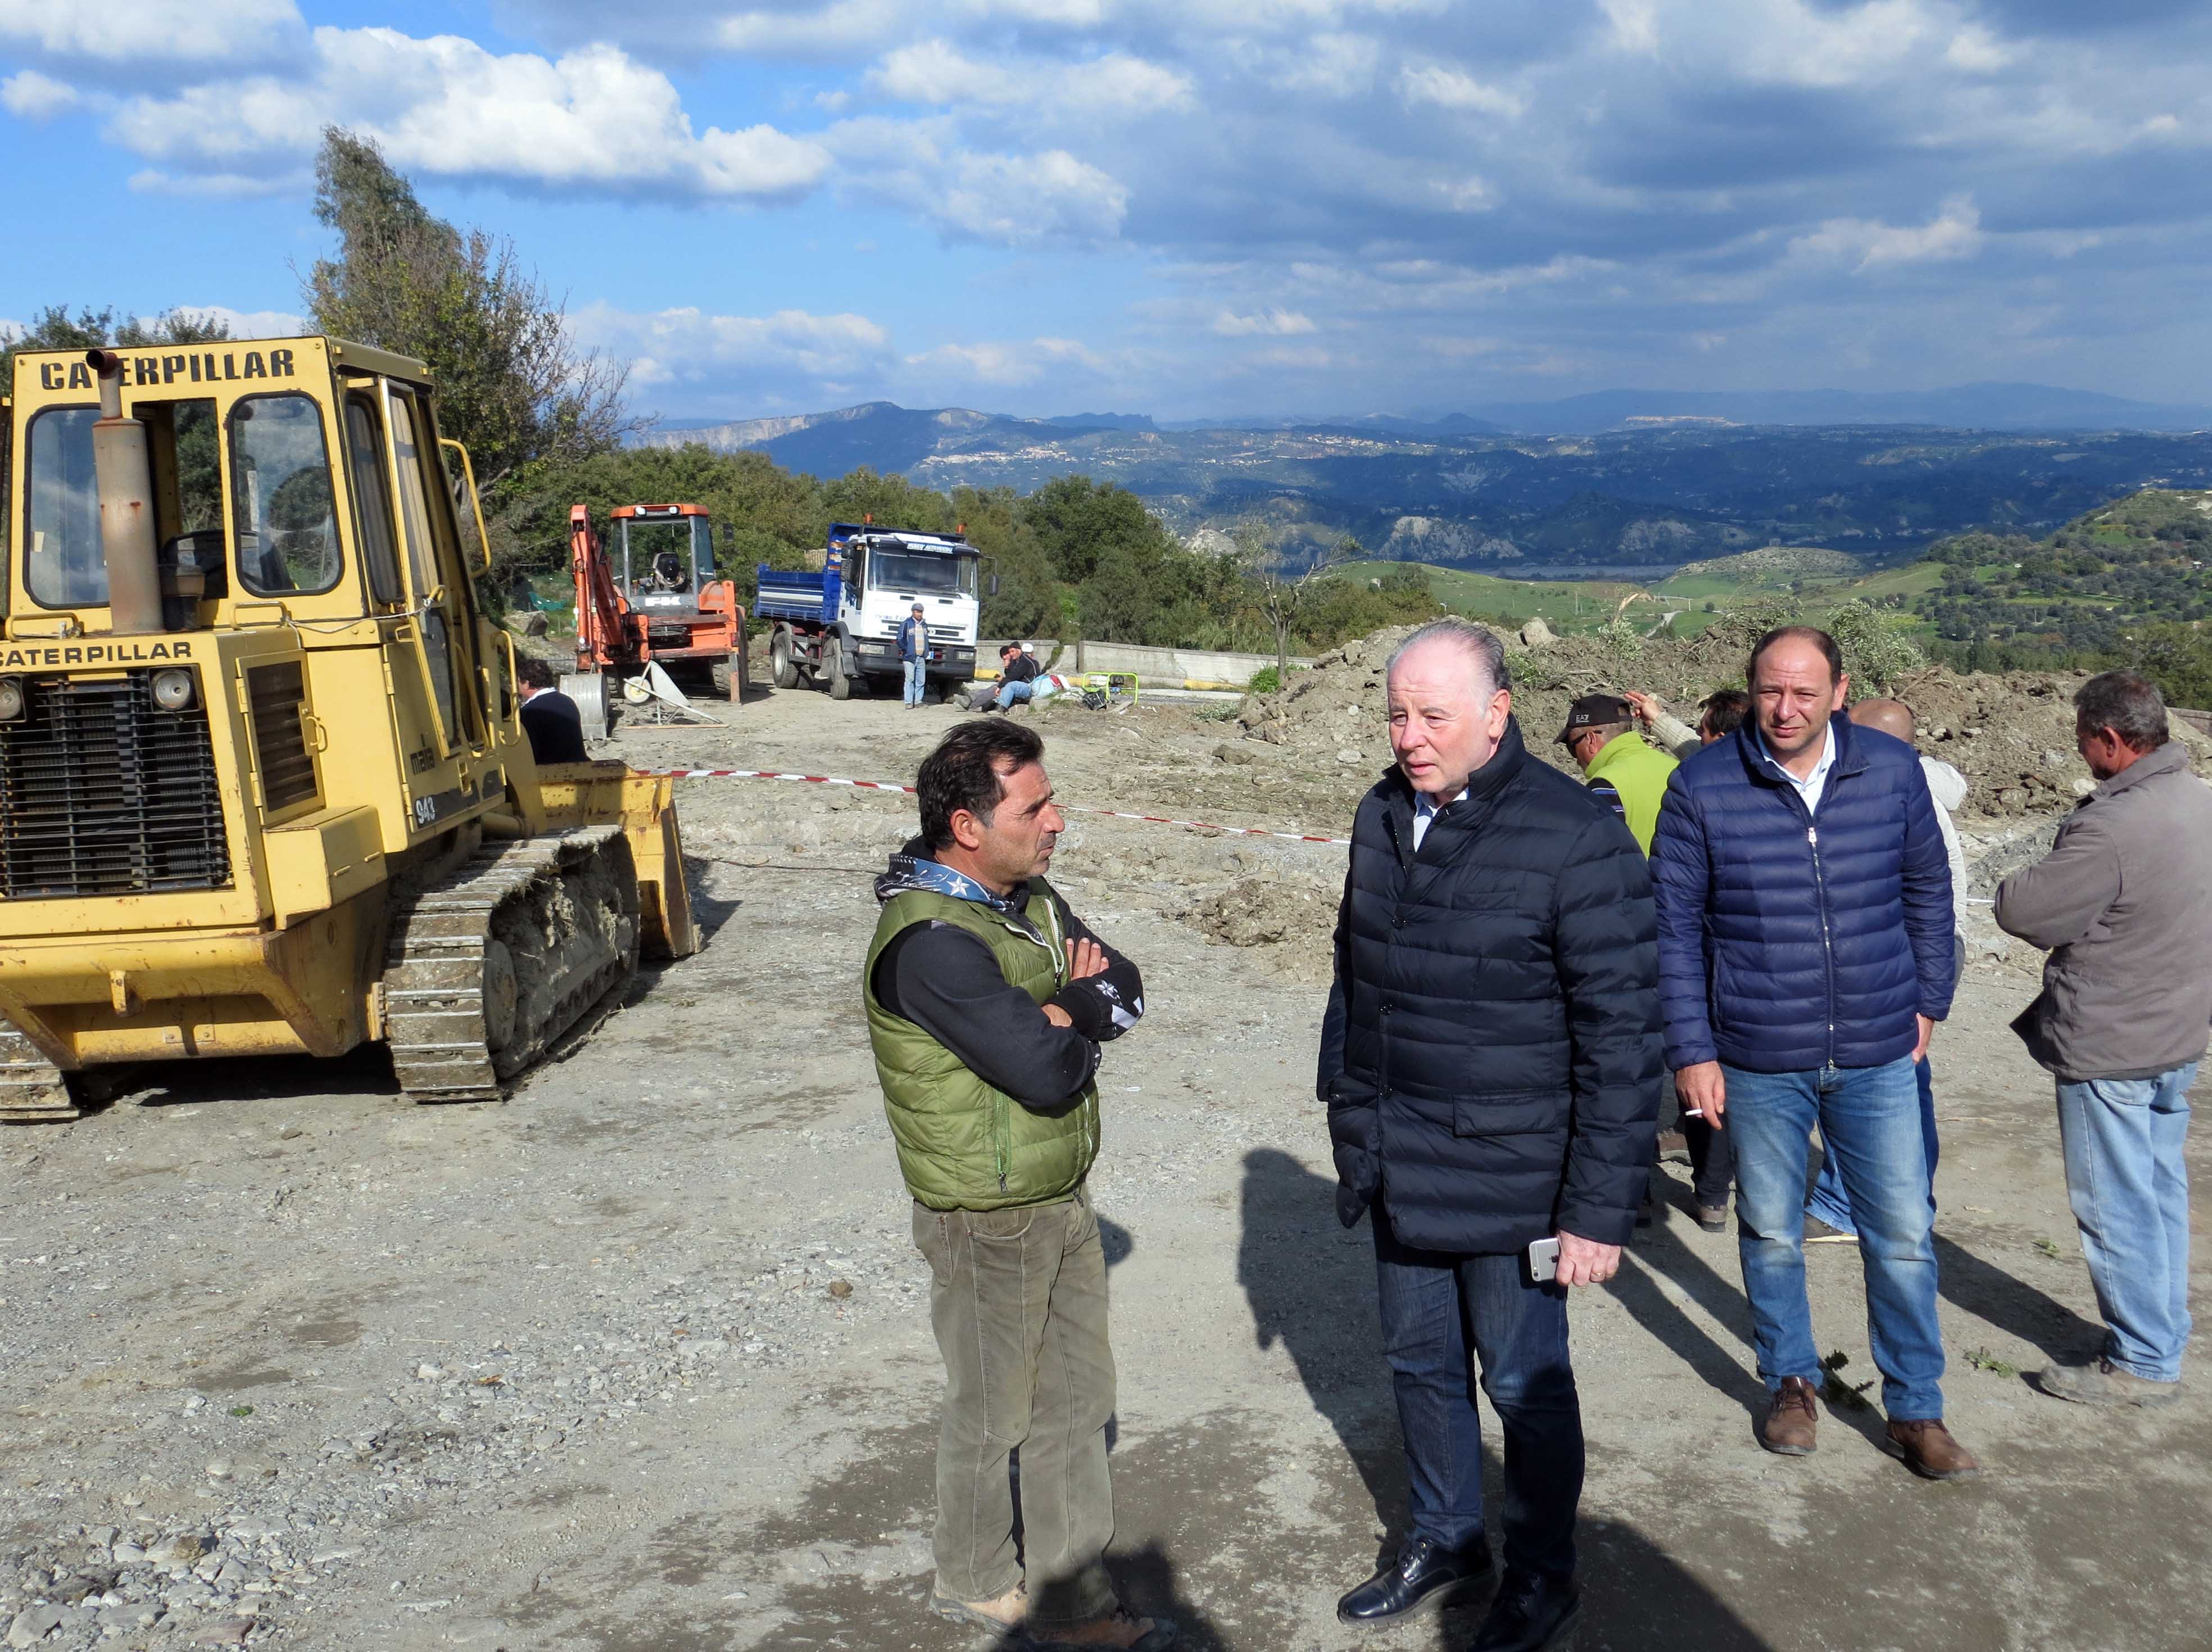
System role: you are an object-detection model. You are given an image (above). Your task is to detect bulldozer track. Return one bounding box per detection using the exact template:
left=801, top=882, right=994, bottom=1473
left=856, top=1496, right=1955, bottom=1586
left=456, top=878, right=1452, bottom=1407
left=382, top=827, right=641, bottom=1104
left=0, top=1020, right=76, bottom=1123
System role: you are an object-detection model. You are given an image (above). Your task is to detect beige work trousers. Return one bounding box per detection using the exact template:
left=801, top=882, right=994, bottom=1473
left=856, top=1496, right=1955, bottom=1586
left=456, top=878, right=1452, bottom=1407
left=912, top=1185, right=1119, bottom=1628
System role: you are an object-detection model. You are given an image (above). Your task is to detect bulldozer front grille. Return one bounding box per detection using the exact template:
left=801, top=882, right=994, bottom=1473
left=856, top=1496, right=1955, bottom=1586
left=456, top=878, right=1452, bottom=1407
left=0, top=672, right=230, bottom=899
left=246, top=660, right=319, bottom=814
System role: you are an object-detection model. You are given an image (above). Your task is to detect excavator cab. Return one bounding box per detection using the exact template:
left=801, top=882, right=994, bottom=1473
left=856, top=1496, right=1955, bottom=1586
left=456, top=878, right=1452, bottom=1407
left=0, top=338, right=696, bottom=1120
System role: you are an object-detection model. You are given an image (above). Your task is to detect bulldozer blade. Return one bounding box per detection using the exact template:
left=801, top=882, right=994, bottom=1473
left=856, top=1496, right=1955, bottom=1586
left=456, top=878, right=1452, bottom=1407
left=525, top=762, right=701, bottom=959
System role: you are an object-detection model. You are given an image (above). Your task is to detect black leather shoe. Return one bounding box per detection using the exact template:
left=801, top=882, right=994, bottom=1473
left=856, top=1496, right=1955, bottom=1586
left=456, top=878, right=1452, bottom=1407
left=1469, top=1570, right=1582, bottom=1652
left=1336, top=1534, right=1494, bottom=1625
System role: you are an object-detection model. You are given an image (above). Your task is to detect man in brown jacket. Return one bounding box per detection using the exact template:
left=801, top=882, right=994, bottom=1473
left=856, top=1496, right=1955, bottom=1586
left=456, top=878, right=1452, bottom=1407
left=1995, top=670, right=2212, bottom=1405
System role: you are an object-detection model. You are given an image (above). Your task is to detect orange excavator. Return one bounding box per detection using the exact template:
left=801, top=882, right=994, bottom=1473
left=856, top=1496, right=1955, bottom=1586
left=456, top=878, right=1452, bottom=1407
left=569, top=502, right=747, bottom=717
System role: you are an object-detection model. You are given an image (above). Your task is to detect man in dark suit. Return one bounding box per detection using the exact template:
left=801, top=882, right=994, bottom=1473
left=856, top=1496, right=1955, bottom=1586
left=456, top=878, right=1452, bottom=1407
left=517, top=656, right=588, bottom=764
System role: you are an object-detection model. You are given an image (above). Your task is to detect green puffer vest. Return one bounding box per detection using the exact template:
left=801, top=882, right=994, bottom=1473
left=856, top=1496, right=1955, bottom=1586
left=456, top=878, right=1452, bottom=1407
left=864, top=881, right=1100, bottom=1211
left=1585, top=728, right=1680, bottom=856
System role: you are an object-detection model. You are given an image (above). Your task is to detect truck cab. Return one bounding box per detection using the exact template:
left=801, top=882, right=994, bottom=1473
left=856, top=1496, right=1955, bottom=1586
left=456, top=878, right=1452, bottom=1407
left=754, top=521, right=979, bottom=700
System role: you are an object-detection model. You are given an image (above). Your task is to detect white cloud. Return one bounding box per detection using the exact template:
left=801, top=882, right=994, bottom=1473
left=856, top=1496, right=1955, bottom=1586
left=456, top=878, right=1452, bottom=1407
left=1943, top=26, right=2016, bottom=74
left=1397, top=62, right=1525, bottom=119
left=868, top=39, right=1192, bottom=115
left=904, top=335, right=1107, bottom=386
left=0, top=0, right=300, bottom=62
left=716, top=0, right=909, bottom=57
left=106, top=28, right=832, bottom=199
left=175, top=304, right=312, bottom=336
left=1791, top=196, right=1983, bottom=271
left=577, top=303, right=894, bottom=384
left=831, top=121, right=1129, bottom=243
left=1213, top=308, right=1317, bottom=336
left=1, top=70, right=81, bottom=119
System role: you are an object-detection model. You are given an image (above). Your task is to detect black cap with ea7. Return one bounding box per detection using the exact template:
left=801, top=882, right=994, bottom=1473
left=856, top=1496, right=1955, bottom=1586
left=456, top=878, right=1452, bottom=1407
left=1556, top=693, right=1633, bottom=746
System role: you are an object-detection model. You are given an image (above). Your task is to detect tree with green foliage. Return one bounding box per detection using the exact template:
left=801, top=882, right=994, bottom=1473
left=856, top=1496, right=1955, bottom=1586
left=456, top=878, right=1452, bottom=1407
left=305, top=128, right=632, bottom=520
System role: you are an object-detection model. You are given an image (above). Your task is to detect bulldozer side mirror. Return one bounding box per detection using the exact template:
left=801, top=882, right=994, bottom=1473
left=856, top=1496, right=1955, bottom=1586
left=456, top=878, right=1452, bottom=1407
left=990, top=573, right=1001, bottom=596
left=440, top=438, right=493, bottom=574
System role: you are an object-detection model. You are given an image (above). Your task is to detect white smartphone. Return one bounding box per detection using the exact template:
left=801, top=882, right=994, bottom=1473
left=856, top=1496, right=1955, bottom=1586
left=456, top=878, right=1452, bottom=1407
left=1527, top=1236, right=1560, bottom=1283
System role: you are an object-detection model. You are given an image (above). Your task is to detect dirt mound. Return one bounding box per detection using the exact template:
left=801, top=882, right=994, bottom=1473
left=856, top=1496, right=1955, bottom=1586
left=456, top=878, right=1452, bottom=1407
left=1186, top=876, right=1336, bottom=981
left=1231, top=619, right=2212, bottom=822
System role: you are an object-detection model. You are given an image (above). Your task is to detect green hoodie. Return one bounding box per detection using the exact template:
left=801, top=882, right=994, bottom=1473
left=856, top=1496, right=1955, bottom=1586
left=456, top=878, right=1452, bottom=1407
left=864, top=865, right=1100, bottom=1211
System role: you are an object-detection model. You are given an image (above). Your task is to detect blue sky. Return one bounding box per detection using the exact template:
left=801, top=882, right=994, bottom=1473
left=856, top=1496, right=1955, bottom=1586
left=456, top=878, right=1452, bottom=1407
left=3, top=0, right=2209, bottom=421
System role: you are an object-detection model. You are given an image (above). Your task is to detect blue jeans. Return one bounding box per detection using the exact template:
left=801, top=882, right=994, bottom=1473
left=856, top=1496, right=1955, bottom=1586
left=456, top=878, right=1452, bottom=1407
left=2055, top=1063, right=2196, bottom=1382
left=903, top=657, right=927, bottom=705
left=1806, top=1056, right=1938, bottom=1234
left=1372, top=1202, right=1581, bottom=1581
left=1725, top=1057, right=1946, bottom=1419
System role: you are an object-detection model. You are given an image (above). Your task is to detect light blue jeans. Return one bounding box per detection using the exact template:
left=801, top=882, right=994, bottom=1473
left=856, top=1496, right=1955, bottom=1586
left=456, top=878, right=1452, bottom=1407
left=903, top=657, right=927, bottom=706
left=2055, top=1062, right=2196, bottom=1382
left=1725, top=1056, right=1946, bottom=1419
left=1806, top=1056, right=1938, bottom=1235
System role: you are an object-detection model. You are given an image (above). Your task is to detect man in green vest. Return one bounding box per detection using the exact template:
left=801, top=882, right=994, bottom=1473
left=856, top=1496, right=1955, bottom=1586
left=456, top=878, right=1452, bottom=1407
left=864, top=720, right=1171, bottom=1652
left=1559, top=693, right=1679, bottom=856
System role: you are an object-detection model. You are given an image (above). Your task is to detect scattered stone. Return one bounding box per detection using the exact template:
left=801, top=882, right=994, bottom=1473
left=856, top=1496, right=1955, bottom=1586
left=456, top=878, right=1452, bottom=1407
left=826, top=1279, right=853, bottom=1300
left=205, top=1461, right=232, bottom=1481
left=1519, top=616, right=1556, bottom=647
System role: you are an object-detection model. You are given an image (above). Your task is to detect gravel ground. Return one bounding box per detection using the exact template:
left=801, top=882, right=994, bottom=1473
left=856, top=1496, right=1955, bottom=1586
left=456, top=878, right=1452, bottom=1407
left=2, top=677, right=2206, bottom=1652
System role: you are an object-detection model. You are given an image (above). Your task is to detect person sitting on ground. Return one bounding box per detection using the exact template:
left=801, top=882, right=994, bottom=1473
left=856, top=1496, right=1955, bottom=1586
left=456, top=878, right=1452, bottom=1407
left=961, top=645, right=1030, bottom=712
left=1799, top=698, right=1969, bottom=1244
left=1995, top=670, right=2212, bottom=1408
left=1624, top=688, right=1749, bottom=759
left=516, top=656, right=587, bottom=765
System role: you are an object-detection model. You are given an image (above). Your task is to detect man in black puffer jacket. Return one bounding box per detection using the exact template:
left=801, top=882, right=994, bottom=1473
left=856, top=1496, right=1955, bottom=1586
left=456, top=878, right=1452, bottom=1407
left=1317, top=619, right=1661, bottom=1652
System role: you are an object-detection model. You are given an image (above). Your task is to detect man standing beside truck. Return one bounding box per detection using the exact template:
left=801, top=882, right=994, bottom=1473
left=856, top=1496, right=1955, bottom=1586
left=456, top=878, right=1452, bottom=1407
left=899, top=602, right=929, bottom=709
left=865, top=721, right=1172, bottom=1651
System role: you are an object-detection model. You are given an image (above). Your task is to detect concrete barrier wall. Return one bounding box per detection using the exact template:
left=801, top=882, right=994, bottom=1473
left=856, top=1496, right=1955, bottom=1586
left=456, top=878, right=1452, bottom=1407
left=978, top=639, right=1310, bottom=687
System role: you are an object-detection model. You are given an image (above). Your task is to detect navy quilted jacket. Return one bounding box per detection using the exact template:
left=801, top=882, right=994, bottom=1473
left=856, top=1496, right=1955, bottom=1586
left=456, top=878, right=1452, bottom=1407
left=1316, top=719, right=1663, bottom=1252
left=1650, top=715, right=1955, bottom=1075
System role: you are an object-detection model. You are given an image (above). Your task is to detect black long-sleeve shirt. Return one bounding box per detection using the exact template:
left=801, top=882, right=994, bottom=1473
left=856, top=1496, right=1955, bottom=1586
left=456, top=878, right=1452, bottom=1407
left=871, top=888, right=1143, bottom=1109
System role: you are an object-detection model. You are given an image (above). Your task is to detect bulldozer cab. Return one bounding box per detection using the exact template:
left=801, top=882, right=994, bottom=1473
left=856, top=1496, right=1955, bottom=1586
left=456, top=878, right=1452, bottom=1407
left=612, top=503, right=714, bottom=609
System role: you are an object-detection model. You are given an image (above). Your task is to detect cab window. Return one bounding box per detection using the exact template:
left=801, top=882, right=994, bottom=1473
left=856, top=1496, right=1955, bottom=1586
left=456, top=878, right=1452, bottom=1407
left=23, top=406, right=105, bottom=607
left=230, top=393, right=341, bottom=596
left=345, top=397, right=402, bottom=605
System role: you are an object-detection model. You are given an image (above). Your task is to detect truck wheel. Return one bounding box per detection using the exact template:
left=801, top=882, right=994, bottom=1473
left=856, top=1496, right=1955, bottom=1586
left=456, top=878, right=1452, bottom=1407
left=769, top=628, right=797, bottom=689
left=824, top=638, right=852, bottom=700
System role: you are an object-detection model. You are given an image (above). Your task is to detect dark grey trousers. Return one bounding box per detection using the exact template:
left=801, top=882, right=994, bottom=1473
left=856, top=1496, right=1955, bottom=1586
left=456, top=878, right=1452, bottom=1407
left=913, top=1186, right=1118, bottom=1627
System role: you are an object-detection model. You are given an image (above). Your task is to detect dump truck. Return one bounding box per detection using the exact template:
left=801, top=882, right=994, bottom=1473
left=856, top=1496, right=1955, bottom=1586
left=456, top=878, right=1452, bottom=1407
left=755, top=520, right=979, bottom=700
left=569, top=501, right=747, bottom=714
left=0, top=337, right=698, bottom=1121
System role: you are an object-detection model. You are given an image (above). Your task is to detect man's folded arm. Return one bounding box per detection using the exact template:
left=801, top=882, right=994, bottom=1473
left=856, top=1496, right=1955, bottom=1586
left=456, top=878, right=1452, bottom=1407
left=872, top=923, right=1099, bottom=1107
left=1045, top=895, right=1145, bottom=1041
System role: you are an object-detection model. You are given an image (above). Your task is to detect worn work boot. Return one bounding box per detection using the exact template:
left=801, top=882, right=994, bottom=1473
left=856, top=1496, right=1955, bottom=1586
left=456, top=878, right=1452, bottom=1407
left=1883, top=1418, right=1983, bottom=1481
left=1759, top=1376, right=1819, bottom=1456
left=929, top=1581, right=1027, bottom=1633
left=1802, top=1216, right=1858, bottom=1244
left=2032, top=1358, right=2181, bottom=1408
left=1693, top=1202, right=1729, bottom=1233
left=1034, top=1605, right=1179, bottom=1650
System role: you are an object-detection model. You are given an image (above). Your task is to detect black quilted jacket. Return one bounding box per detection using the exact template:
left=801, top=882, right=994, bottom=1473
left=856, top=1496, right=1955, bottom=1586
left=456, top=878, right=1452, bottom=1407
left=1316, top=719, right=1663, bottom=1252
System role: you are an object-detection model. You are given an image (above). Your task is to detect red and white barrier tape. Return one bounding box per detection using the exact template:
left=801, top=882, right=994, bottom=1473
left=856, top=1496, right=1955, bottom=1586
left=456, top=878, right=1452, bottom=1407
left=634, top=766, right=1352, bottom=845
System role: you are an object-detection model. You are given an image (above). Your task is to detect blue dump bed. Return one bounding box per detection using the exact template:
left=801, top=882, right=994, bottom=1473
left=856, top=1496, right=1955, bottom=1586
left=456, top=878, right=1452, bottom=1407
left=754, top=566, right=839, bottom=623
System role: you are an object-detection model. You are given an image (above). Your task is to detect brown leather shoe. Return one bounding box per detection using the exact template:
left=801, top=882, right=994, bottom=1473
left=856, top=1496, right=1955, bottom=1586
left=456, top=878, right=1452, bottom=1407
left=1883, top=1418, right=1983, bottom=1481
left=1760, top=1376, right=1819, bottom=1455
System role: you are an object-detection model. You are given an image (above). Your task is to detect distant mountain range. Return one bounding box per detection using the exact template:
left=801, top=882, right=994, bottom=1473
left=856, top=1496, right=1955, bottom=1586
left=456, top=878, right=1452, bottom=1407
left=636, top=392, right=2212, bottom=570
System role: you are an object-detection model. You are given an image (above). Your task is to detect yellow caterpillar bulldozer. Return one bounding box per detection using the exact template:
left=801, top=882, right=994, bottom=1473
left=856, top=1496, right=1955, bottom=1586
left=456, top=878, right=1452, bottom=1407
left=0, top=336, right=697, bottom=1120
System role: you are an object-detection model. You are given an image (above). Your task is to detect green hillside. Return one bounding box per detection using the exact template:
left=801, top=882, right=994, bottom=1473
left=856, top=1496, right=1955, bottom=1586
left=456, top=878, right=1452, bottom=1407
left=1339, top=549, right=1943, bottom=641
left=1913, top=488, right=2212, bottom=697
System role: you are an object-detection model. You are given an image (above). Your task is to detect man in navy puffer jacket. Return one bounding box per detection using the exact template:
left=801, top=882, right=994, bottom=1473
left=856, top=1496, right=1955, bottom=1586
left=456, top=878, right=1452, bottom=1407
left=1319, top=619, right=1661, bottom=1652
left=1652, top=625, right=1979, bottom=1481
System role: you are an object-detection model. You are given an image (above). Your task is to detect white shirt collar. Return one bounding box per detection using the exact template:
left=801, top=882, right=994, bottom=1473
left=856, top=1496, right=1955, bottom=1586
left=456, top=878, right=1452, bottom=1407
left=1753, top=720, right=1837, bottom=800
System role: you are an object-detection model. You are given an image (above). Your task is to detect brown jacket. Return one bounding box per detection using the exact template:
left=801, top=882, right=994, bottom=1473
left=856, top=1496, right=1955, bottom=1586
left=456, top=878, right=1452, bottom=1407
left=1995, top=741, right=2212, bottom=1081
